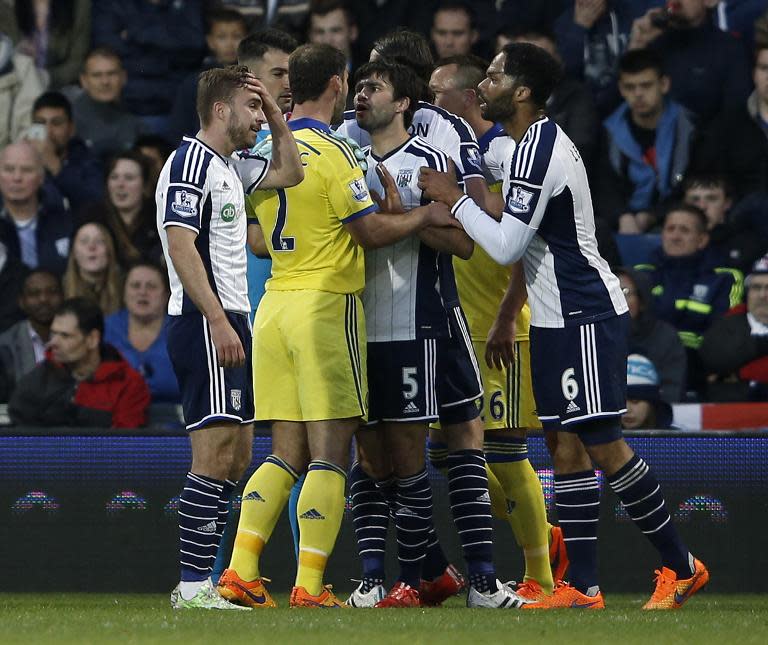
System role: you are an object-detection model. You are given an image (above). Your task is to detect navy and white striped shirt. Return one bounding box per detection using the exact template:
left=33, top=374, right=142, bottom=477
left=157, top=136, right=269, bottom=316
left=452, top=117, right=628, bottom=328
left=362, top=136, right=456, bottom=342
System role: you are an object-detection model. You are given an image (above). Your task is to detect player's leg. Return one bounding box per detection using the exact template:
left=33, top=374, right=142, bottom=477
left=585, top=434, right=709, bottom=609
left=167, top=311, right=254, bottom=609
left=291, top=417, right=359, bottom=606
left=219, top=420, right=309, bottom=607
left=480, top=337, right=553, bottom=596
left=377, top=421, right=433, bottom=607
left=348, top=427, right=390, bottom=606
left=290, top=291, right=369, bottom=607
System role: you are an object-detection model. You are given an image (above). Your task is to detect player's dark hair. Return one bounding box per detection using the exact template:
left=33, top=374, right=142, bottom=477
left=237, top=28, right=299, bottom=64
left=681, top=171, right=730, bottom=197
left=196, top=65, right=252, bottom=127
left=500, top=42, right=562, bottom=108
left=354, top=60, right=421, bottom=129
left=289, top=43, right=347, bottom=104
left=663, top=202, right=708, bottom=233
left=205, top=7, right=248, bottom=34
left=55, top=297, right=104, bottom=339
left=435, top=1, right=477, bottom=30
left=32, top=91, right=73, bottom=121
left=435, top=54, right=488, bottom=92
left=309, top=0, right=355, bottom=24
left=21, top=269, right=62, bottom=295
left=373, top=29, right=435, bottom=84
left=82, top=46, right=123, bottom=71
left=618, top=48, right=665, bottom=78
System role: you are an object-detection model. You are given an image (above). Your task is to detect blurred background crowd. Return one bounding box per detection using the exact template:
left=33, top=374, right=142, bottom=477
left=1, top=0, right=768, bottom=428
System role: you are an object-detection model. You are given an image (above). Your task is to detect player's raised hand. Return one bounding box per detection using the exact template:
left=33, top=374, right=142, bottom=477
left=209, top=317, right=246, bottom=368
left=244, top=74, right=282, bottom=121
left=418, top=159, right=464, bottom=207
left=371, top=164, right=405, bottom=213
left=485, top=314, right=516, bottom=370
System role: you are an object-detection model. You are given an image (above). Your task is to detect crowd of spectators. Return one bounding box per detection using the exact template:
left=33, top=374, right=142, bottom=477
left=2, top=0, right=768, bottom=426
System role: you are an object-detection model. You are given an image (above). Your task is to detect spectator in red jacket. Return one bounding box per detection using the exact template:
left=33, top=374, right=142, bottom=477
left=700, top=254, right=768, bottom=401
left=9, top=296, right=150, bottom=428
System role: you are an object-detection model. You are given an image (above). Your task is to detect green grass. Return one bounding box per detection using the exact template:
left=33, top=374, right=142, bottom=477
left=0, top=594, right=766, bottom=645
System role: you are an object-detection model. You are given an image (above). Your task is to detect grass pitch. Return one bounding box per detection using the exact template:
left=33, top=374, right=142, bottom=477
left=1, top=593, right=766, bottom=645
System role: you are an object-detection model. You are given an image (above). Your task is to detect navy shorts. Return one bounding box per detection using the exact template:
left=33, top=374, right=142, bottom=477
left=167, top=311, right=255, bottom=431
left=530, top=313, right=629, bottom=432
left=436, top=305, right=483, bottom=425
left=367, top=339, right=439, bottom=423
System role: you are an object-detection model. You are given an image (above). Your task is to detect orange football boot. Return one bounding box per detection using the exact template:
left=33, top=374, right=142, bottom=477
left=549, top=525, right=569, bottom=582
left=217, top=569, right=276, bottom=608
left=290, top=584, right=346, bottom=608
left=643, top=558, right=709, bottom=610
left=522, top=580, right=604, bottom=610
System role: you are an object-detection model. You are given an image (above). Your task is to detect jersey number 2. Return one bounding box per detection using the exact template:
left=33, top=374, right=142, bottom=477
left=271, top=189, right=295, bottom=252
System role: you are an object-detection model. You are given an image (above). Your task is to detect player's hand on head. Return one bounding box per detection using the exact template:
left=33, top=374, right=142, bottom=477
left=418, top=159, right=462, bottom=206
left=486, top=315, right=516, bottom=370
left=245, top=74, right=282, bottom=119
left=209, top=317, right=246, bottom=368
left=372, top=164, right=405, bottom=213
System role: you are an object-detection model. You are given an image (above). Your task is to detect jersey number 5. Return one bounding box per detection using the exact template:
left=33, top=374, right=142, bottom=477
left=271, top=189, right=295, bottom=252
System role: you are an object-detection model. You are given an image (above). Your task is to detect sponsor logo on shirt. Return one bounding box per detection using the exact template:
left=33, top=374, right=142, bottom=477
left=220, top=202, right=236, bottom=223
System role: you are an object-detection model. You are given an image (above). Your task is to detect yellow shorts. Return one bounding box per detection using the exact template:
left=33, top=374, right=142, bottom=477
left=474, top=339, right=540, bottom=431
left=252, top=289, right=367, bottom=422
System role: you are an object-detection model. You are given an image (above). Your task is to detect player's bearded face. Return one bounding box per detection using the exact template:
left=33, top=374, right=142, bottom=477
left=226, top=104, right=258, bottom=149
left=480, top=87, right=517, bottom=122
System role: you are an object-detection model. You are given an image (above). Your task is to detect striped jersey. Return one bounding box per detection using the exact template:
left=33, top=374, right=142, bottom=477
left=336, top=101, right=483, bottom=183
left=362, top=136, right=455, bottom=342
left=247, top=117, right=377, bottom=294
left=455, top=117, right=627, bottom=328
left=157, top=136, right=270, bottom=316
left=452, top=123, right=532, bottom=342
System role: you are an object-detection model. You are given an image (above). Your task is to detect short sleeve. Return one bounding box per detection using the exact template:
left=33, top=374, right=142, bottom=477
left=162, top=145, right=213, bottom=233
left=327, top=158, right=378, bottom=224
left=234, top=153, right=271, bottom=195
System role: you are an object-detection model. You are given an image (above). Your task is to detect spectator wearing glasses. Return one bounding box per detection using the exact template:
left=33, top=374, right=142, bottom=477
left=700, top=254, right=768, bottom=401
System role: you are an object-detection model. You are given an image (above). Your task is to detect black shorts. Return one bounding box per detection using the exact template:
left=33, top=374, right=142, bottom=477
left=367, top=339, right=439, bottom=423
left=167, top=311, right=255, bottom=431
left=530, top=313, right=629, bottom=434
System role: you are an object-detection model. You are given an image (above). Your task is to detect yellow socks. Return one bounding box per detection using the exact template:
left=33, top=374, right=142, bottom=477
left=295, top=460, right=347, bottom=595
left=229, top=455, right=298, bottom=581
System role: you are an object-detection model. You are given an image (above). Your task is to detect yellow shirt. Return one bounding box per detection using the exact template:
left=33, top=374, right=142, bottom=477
left=454, top=125, right=530, bottom=341
left=247, top=118, right=376, bottom=294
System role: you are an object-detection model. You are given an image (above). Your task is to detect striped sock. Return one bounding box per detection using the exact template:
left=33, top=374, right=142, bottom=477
left=210, top=479, right=237, bottom=583
left=486, top=437, right=553, bottom=593
left=422, top=526, right=450, bottom=581
left=608, top=455, right=691, bottom=577
left=394, top=469, right=433, bottom=588
left=349, top=462, right=387, bottom=592
left=554, top=470, right=600, bottom=594
left=427, top=440, right=450, bottom=472
left=179, top=472, right=224, bottom=582
left=216, top=479, right=236, bottom=539
left=447, top=450, right=496, bottom=593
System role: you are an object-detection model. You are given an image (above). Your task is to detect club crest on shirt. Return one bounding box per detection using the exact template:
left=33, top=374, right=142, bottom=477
left=231, top=389, right=242, bottom=411
left=507, top=185, right=534, bottom=213
left=348, top=178, right=369, bottom=202
left=171, top=190, right=199, bottom=218
left=396, top=168, right=414, bottom=187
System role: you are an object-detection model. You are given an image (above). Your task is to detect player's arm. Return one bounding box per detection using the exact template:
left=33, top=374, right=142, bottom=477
left=486, top=262, right=527, bottom=369
left=237, top=77, right=303, bottom=191
left=166, top=227, right=245, bottom=368
left=345, top=202, right=459, bottom=250
left=372, top=162, right=473, bottom=258
left=247, top=222, right=269, bottom=258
